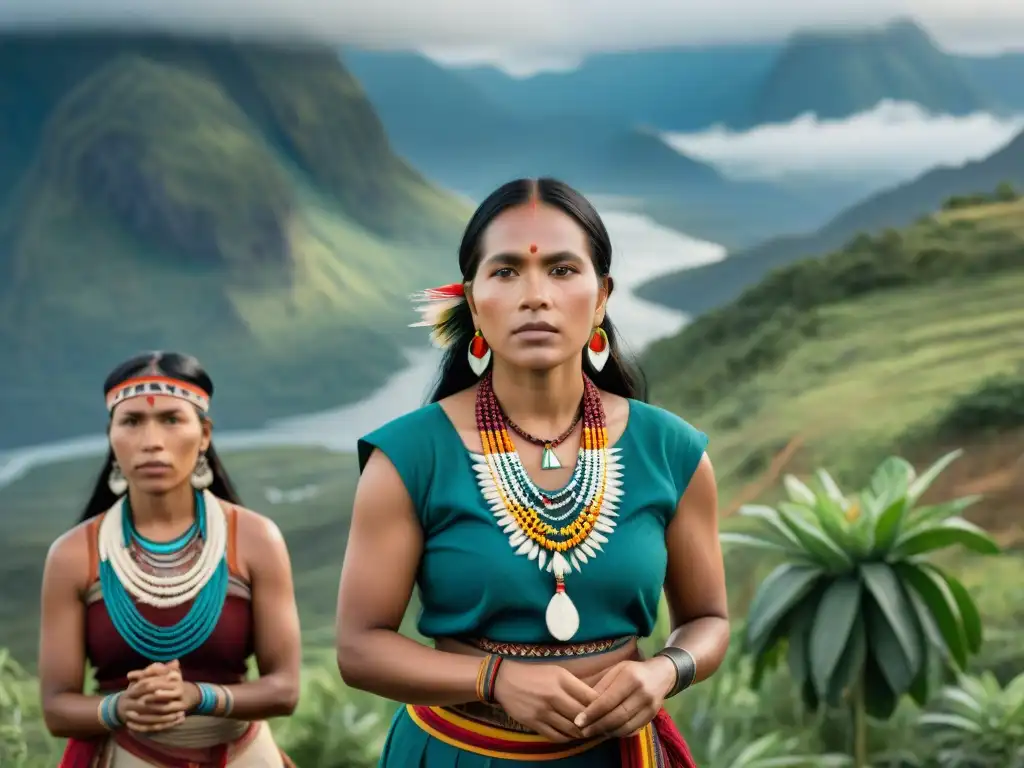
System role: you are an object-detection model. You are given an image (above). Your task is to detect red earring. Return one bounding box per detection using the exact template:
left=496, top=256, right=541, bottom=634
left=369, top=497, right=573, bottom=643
left=468, top=330, right=491, bottom=377
left=587, top=328, right=609, bottom=372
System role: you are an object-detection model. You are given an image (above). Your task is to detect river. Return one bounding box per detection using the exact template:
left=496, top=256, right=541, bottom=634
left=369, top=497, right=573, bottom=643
left=0, top=211, right=724, bottom=487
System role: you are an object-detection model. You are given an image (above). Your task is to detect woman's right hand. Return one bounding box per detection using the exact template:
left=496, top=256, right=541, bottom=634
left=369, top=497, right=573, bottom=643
left=492, top=660, right=598, bottom=743
left=117, top=661, right=187, bottom=733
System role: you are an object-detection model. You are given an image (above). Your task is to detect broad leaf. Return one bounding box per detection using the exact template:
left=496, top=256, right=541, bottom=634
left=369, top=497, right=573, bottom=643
left=783, top=474, right=817, bottom=505
left=907, top=449, right=963, bottom=505
left=870, top=456, right=914, bottom=508
left=815, top=468, right=845, bottom=504
left=745, top=564, right=822, bottom=654
left=896, top=562, right=968, bottom=669
left=893, top=518, right=1001, bottom=558
left=738, top=505, right=804, bottom=547
left=863, top=652, right=900, bottom=720
left=930, top=567, right=983, bottom=654
left=809, top=577, right=862, bottom=699
left=867, top=598, right=919, bottom=696
left=902, top=495, right=982, bottom=534
left=826, top=612, right=867, bottom=707
left=873, top=498, right=907, bottom=554
left=718, top=532, right=807, bottom=558
left=861, top=563, right=923, bottom=687
left=775, top=507, right=853, bottom=570
left=786, top=587, right=823, bottom=691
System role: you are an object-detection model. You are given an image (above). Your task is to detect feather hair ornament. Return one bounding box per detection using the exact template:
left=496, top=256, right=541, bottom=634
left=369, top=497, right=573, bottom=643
left=409, top=283, right=467, bottom=349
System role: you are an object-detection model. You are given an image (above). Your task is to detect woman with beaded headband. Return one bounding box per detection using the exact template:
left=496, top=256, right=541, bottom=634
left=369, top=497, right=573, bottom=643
left=336, top=178, right=728, bottom=767
left=38, top=352, right=300, bottom=767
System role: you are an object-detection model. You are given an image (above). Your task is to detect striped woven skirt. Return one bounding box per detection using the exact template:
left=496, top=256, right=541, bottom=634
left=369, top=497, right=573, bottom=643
left=378, top=702, right=696, bottom=767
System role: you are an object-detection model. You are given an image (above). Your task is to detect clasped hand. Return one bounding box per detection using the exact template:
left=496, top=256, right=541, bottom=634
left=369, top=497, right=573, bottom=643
left=574, top=658, right=675, bottom=739
left=117, top=659, right=201, bottom=733
left=493, top=658, right=673, bottom=743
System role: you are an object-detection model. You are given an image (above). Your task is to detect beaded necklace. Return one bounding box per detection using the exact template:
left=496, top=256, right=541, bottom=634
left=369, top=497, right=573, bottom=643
left=499, top=401, right=582, bottom=471
left=97, top=490, right=229, bottom=661
left=473, top=372, right=622, bottom=641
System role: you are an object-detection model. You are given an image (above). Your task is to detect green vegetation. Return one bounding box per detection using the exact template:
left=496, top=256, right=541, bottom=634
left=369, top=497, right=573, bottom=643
left=4, top=189, right=1024, bottom=765
left=726, top=451, right=999, bottom=765
left=643, top=196, right=1024, bottom=500
left=0, top=34, right=471, bottom=447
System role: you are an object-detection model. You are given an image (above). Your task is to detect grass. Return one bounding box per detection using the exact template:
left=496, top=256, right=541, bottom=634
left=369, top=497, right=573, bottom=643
left=645, top=198, right=1024, bottom=511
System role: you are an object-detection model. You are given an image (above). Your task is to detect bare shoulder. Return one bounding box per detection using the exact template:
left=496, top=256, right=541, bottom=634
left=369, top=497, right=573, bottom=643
left=44, top=521, right=93, bottom=591
left=230, top=504, right=286, bottom=549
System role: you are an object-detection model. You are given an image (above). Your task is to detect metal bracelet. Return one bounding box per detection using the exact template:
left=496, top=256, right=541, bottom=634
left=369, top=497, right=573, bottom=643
left=654, top=647, right=697, bottom=698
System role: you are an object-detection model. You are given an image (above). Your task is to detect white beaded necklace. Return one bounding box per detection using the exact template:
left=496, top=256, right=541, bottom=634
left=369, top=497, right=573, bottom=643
left=97, top=490, right=227, bottom=609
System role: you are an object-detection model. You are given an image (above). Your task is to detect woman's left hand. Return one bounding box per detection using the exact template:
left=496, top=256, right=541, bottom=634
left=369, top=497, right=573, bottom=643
left=574, top=658, right=676, bottom=739
left=122, top=664, right=202, bottom=732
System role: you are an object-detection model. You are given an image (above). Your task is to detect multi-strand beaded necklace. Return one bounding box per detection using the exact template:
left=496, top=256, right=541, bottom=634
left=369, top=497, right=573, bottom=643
left=473, top=372, right=622, bottom=641
left=97, top=490, right=229, bottom=661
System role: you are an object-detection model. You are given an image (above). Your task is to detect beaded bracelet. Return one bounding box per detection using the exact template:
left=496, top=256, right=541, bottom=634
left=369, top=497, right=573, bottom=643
left=97, top=692, right=124, bottom=730
left=474, top=654, right=503, bottom=704
left=192, top=683, right=220, bottom=716
left=654, top=647, right=697, bottom=698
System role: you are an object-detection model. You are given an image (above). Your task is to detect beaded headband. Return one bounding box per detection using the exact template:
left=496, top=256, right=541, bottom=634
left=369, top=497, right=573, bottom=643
left=105, top=376, right=211, bottom=414
left=410, top=283, right=467, bottom=350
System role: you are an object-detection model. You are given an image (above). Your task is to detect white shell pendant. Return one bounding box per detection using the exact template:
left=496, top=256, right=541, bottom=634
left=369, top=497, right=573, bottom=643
left=545, top=552, right=580, bottom=641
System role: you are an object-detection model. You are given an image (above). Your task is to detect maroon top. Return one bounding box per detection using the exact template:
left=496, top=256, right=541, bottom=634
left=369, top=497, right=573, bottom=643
left=83, top=503, right=254, bottom=691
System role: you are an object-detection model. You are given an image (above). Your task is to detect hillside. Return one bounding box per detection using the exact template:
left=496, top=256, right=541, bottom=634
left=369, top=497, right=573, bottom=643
left=454, top=44, right=781, bottom=132
left=958, top=52, right=1024, bottom=111
left=0, top=34, right=469, bottom=448
left=637, top=126, right=1024, bottom=315
left=642, top=197, right=1024, bottom=528
left=739, top=19, right=988, bottom=127
left=341, top=49, right=843, bottom=246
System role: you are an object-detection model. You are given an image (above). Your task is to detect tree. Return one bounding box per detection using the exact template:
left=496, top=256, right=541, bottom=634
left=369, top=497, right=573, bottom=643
left=722, top=450, right=1001, bottom=767
left=0, top=649, right=29, bottom=767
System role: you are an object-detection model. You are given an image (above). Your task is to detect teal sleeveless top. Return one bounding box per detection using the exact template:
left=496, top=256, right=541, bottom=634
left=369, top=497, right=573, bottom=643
left=356, top=399, right=709, bottom=644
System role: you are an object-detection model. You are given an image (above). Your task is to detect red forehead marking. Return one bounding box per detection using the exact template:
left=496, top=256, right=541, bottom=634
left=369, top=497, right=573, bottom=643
left=146, top=396, right=156, bottom=406
left=529, top=244, right=538, bottom=253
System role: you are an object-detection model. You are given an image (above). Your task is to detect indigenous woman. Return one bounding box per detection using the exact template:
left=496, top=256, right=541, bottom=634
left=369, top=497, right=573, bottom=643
left=39, top=352, right=301, bottom=767
left=336, top=178, right=729, bottom=767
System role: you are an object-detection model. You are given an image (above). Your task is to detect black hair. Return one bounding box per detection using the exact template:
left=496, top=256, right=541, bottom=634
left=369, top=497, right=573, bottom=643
left=427, top=177, right=647, bottom=403
left=78, top=351, right=243, bottom=523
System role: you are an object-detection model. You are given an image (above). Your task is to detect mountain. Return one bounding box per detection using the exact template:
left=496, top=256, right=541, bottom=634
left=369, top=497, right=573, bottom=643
left=641, top=195, right=1024, bottom=532
left=454, top=45, right=781, bottom=132
left=738, top=19, right=988, bottom=127
left=636, top=126, right=1024, bottom=316
left=958, top=52, right=1024, bottom=110
left=0, top=33, right=469, bottom=448
left=341, top=49, right=845, bottom=248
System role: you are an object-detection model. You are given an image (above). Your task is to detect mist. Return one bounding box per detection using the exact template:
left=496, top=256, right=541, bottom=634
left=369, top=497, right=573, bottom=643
left=663, top=101, right=1024, bottom=186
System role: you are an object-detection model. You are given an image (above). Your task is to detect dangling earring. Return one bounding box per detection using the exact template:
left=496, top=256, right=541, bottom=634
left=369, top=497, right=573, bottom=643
left=191, top=452, right=213, bottom=490
left=587, top=327, right=610, bottom=372
left=108, top=462, right=128, bottom=496
left=468, top=330, right=491, bottom=377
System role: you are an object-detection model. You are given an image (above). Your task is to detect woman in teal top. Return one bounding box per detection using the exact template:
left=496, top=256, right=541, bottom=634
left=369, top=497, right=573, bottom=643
left=335, top=177, right=729, bottom=767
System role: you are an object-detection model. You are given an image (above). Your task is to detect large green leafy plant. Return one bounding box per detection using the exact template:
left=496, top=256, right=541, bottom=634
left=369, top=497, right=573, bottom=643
left=918, top=671, right=1024, bottom=767
left=722, top=450, right=1000, bottom=766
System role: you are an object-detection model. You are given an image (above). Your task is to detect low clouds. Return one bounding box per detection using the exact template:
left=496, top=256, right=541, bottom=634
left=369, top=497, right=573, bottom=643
left=1, top=0, right=1024, bottom=61
left=663, top=101, right=1024, bottom=186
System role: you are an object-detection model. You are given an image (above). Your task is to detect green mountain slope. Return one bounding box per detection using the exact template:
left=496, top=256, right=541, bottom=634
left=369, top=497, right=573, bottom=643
left=0, top=34, right=469, bottom=448
left=740, top=19, right=988, bottom=127
left=637, top=127, right=1024, bottom=316
left=642, top=197, right=1024, bottom=517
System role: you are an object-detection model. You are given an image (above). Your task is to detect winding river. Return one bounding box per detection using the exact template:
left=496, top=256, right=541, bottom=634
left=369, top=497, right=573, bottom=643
left=0, top=211, right=724, bottom=487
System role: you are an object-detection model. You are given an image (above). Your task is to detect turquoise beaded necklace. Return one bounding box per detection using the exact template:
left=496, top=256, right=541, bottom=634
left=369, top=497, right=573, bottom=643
left=98, top=491, right=229, bottom=661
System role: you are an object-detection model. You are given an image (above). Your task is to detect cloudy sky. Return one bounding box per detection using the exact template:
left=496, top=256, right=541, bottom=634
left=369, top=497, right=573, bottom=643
left=2, top=0, right=1024, bottom=75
